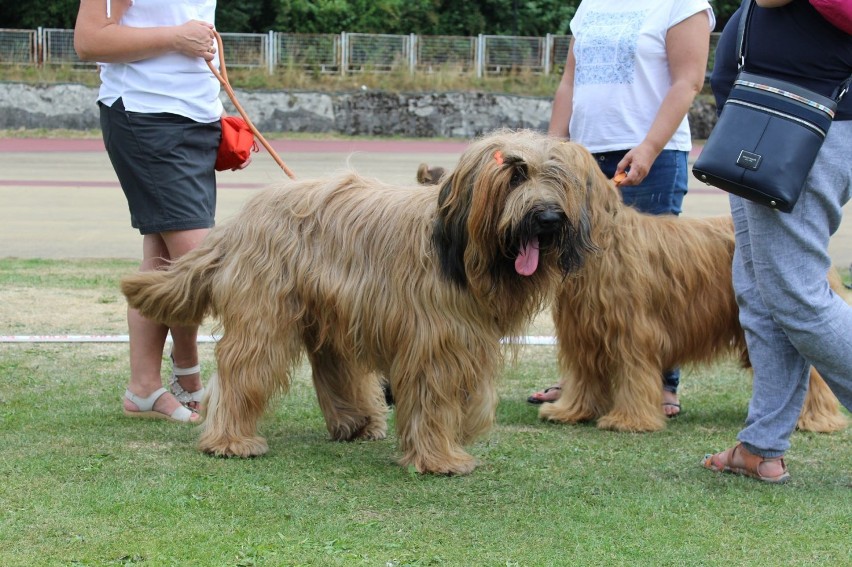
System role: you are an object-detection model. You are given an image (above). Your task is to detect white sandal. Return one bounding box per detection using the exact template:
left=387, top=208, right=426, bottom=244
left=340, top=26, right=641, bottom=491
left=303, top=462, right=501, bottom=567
left=123, top=387, right=198, bottom=423
left=169, top=353, right=205, bottom=409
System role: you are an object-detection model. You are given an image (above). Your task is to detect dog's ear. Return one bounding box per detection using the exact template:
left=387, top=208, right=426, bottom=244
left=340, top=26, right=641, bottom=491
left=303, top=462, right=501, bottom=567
left=551, top=142, right=600, bottom=273
left=416, top=163, right=432, bottom=185
left=429, top=166, right=446, bottom=183
left=559, top=206, right=595, bottom=274
left=432, top=174, right=470, bottom=287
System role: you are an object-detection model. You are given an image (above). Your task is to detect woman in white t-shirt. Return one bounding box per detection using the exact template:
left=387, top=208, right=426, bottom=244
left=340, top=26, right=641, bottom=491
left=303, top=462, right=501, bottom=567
left=74, top=0, right=251, bottom=423
left=528, top=0, right=715, bottom=416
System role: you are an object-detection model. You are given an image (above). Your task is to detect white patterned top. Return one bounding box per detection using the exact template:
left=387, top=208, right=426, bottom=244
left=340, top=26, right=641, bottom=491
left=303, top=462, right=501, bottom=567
left=568, top=0, right=715, bottom=153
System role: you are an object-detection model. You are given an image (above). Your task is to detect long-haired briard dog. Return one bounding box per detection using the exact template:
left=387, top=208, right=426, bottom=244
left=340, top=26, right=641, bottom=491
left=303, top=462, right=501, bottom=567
left=121, top=130, right=596, bottom=475
left=538, top=142, right=846, bottom=433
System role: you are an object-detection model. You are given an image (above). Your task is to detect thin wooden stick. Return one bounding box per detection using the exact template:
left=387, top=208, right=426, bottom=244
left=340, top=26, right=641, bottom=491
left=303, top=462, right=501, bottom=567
left=206, top=31, right=296, bottom=180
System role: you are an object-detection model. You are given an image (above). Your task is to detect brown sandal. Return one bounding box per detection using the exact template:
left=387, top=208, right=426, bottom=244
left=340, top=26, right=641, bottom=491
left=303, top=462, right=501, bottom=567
left=527, top=385, right=562, bottom=405
left=702, top=442, right=790, bottom=484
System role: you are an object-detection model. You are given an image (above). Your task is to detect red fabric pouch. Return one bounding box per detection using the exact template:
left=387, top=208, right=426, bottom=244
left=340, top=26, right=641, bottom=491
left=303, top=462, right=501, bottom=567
left=215, top=116, right=258, bottom=171
left=810, top=0, right=852, bottom=34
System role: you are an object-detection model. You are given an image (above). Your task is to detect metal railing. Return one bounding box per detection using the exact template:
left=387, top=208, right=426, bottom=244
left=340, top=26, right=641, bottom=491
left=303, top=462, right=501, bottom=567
left=0, top=28, right=721, bottom=77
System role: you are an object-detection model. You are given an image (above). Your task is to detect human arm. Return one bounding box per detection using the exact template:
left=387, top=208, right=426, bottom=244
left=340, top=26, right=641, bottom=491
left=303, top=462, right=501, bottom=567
left=74, top=0, right=217, bottom=63
left=616, top=10, right=711, bottom=186
left=548, top=38, right=576, bottom=138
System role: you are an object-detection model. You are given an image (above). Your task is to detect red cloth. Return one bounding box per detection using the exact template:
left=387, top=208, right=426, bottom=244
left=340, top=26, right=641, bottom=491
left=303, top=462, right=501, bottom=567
left=215, top=116, right=257, bottom=171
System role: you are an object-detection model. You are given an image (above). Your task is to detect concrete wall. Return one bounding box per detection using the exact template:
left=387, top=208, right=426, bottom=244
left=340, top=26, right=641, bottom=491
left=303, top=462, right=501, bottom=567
left=0, top=82, right=717, bottom=139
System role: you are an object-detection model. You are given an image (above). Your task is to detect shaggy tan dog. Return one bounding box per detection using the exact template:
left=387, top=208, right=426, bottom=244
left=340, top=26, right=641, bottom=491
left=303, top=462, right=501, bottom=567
left=121, top=130, right=597, bottom=475
left=539, top=142, right=847, bottom=433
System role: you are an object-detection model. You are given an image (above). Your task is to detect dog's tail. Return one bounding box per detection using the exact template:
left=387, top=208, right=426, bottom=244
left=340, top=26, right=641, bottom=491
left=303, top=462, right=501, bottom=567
left=120, top=240, right=222, bottom=327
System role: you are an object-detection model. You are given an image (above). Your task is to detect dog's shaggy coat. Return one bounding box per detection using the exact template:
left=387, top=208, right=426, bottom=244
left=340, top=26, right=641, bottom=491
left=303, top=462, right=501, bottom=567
left=121, top=130, right=597, bottom=475
left=539, top=142, right=846, bottom=433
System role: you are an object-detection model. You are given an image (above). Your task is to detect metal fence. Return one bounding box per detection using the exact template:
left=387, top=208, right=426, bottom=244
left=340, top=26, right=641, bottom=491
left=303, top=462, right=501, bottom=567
left=0, top=28, right=38, bottom=65
left=0, top=28, right=721, bottom=77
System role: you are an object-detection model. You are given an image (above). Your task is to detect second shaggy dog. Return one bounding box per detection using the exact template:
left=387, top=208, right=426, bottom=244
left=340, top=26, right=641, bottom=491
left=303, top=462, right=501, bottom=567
left=540, top=142, right=846, bottom=433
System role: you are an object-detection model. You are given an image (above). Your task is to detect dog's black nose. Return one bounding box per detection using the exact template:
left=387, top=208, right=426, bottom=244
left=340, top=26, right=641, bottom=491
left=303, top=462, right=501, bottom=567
left=535, top=210, right=565, bottom=232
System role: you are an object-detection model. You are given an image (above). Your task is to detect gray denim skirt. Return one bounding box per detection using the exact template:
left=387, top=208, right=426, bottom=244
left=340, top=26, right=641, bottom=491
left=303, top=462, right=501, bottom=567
left=99, top=98, right=221, bottom=235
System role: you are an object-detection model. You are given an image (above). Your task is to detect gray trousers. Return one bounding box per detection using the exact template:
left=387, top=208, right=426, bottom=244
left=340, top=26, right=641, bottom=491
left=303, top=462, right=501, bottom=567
left=730, top=120, right=852, bottom=457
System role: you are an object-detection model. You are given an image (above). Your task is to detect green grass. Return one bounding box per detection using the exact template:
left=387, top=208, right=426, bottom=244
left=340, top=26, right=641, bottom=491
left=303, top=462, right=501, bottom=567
left=0, top=258, right=136, bottom=290
left=1, top=64, right=723, bottom=100
left=0, top=259, right=850, bottom=566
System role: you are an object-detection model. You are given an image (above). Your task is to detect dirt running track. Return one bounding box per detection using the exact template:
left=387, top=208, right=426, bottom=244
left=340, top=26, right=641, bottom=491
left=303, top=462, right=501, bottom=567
left=1, top=137, right=850, bottom=267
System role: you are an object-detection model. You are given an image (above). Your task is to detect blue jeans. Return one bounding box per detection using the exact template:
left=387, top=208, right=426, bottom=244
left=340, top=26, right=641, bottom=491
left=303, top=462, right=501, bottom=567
left=731, top=121, right=852, bottom=457
left=591, top=149, right=689, bottom=215
left=592, top=149, right=690, bottom=393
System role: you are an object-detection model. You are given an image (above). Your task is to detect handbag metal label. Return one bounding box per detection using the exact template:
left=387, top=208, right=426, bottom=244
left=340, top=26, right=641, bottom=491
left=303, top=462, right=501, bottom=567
left=736, top=150, right=762, bottom=171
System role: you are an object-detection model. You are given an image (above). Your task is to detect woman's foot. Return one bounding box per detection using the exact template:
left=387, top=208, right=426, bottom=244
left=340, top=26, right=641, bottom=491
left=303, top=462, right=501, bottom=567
left=170, top=354, right=205, bottom=411
left=527, top=385, right=562, bottom=404
left=702, top=442, right=790, bottom=484
left=123, top=387, right=201, bottom=423
left=662, top=390, right=681, bottom=418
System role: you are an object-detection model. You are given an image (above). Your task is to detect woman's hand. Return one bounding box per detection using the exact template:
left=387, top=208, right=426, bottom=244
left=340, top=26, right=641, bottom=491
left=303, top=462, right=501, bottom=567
left=174, top=20, right=217, bottom=61
left=615, top=142, right=660, bottom=186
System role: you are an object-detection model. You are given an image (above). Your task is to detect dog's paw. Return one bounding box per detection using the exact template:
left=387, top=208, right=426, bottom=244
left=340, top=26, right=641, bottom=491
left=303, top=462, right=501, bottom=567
left=538, top=400, right=597, bottom=424
left=199, top=435, right=269, bottom=458
left=796, top=412, right=848, bottom=433
left=330, top=415, right=387, bottom=441
left=355, top=418, right=388, bottom=441
left=400, top=450, right=477, bottom=476
left=596, top=412, right=664, bottom=433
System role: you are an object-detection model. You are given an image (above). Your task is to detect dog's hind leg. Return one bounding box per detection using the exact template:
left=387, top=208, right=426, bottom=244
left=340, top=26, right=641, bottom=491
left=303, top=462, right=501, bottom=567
left=306, top=342, right=388, bottom=442
left=198, top=323, right=297, bottom=458
left=797, top=368, right=848, bottom=432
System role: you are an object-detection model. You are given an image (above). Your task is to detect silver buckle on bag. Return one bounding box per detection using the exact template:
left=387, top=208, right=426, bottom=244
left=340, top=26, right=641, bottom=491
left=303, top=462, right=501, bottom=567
left=736, top=150, right=762, bottom=171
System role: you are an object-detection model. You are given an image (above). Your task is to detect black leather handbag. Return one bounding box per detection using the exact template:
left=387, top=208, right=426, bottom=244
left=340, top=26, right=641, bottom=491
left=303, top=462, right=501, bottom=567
left=692, top=0, right=851, bottom=213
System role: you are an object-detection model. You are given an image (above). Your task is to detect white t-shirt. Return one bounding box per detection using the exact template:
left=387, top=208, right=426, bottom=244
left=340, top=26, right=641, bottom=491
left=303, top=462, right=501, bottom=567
left=98, top=0, right=223, bottom=123
left=568, top=0, right=715, bottom=153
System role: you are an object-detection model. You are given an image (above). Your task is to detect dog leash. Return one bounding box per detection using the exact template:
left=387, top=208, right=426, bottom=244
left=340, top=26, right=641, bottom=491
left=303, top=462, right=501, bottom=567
left=206, top=31, right=297, bottom=180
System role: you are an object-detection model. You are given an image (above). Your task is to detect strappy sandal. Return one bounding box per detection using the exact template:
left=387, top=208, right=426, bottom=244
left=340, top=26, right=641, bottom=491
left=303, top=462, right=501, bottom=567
left=527, top=385, right=562, bottom=404
left=123, top=387, right=200, bottom=423
left=662, top=402, right=682, bottom=418
left=702, top=442, right=790, bottom=484
left=169, top=353, right=205, bottom=411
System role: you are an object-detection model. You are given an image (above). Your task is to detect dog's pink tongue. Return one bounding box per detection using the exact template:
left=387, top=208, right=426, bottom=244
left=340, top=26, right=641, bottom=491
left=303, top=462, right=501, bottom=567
left=515, top=237, right=540, bottom=276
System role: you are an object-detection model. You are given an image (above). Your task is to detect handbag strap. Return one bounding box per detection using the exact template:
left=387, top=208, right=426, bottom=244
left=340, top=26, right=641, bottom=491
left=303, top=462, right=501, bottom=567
left=736, top=0, right=751, bottom=72
left=206, top=31, right=297, bottom=180
left=737, top=0, right=852, bottom=103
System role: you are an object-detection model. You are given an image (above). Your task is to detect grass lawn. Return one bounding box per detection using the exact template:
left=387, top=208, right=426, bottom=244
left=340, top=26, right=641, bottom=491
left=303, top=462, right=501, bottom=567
left=0, top=259, right=849, bottom=566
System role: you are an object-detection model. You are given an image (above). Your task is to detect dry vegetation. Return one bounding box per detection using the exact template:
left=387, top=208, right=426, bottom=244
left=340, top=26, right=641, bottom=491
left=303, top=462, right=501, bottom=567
left=0, top=63, right=564, bottom=96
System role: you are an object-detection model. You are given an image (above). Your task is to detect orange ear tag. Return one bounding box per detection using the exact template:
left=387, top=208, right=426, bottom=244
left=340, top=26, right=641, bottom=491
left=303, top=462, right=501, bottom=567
left=494, top=150, right=504, bottom=165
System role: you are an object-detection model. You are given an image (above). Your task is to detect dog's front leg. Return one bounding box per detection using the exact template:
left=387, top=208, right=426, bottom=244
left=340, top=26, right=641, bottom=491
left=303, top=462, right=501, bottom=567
left=391, top=368, right=481, bottom=475
left=596, top=354, right=666, bottom=432
left=539, top=369, right=608, bottom=425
